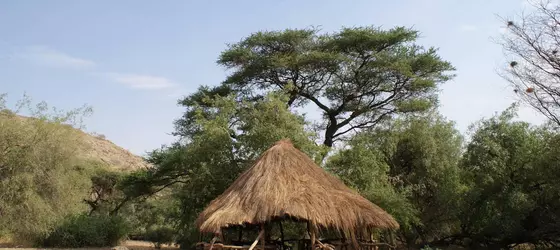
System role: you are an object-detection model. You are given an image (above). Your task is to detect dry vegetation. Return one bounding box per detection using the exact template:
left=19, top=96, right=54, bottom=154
left=77, top=130, right=151, bottom=172
left=0, top=113, right=152, bottom=248
left=197, top=139, right=398, bottom=234
left=15, top=114, right=151, bottom=172
left=0, top=240, right=178, bottom=250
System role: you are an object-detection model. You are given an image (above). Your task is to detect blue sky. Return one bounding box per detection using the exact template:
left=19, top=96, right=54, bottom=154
left=0, top=0, right=547, bottom=155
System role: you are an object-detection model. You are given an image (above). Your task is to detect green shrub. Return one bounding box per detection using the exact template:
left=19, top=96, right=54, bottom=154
left=145, top=227, right=176, bottom=249
left=41, top=213, right=130, bottom=247
left=0, top=94, right=93, bottom=243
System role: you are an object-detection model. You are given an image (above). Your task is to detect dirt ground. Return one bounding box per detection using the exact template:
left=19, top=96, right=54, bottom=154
left=0, top=240, right=179, bottom=250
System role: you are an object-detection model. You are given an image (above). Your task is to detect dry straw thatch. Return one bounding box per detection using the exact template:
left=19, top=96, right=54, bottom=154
left=196, top=139, right=399, bottom=236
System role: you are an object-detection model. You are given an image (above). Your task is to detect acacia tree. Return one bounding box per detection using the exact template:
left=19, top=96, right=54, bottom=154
left=499, top=0, right=560, bottom=126
left=217, top=26, right=455, bottom=147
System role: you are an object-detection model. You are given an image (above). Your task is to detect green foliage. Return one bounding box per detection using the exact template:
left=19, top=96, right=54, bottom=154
left=177, top=92, right=324, bottom=241
left=123, top=191, right=181, bottom=239
left=326, top=135, right=420, bottom=231
left=173, top=84, right=235, bottom=138
left=84, top=168, right=126, bottom=215
left=459, top=104, right=560, bottom=248
left=145, top=227, right=177, bottom=249
left=217, top=26, right=455, bottom=146
left=385, top=115, right=465, bottom=244
left=326, top=112, right=464, bottom=247
left=41, top=213, right=130, bottom=247
left=0, top=94, right=94, bottom=242
left=136, top=91, right=326, bottom=247
left=105, top=24, right=560, bottom=250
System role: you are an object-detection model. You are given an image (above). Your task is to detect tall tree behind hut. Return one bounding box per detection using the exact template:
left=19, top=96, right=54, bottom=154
left=132, top=92, right=326, bottom=246
left=499, top=0, right=560, bottom=126
left=180, top=26, right=455, bottom=147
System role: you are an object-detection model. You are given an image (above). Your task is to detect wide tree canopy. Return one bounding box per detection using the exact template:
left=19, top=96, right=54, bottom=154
left=187, top=26, right=455, bottom=147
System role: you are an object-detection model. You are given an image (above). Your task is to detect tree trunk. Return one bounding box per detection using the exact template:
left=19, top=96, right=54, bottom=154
left=323, top=117, right=338, bottom=147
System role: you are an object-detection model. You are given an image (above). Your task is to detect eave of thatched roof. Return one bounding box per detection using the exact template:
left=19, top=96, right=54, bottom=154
left=196, top=139, right=399, bottom=234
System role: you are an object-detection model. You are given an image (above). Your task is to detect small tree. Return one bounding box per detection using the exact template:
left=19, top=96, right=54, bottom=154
left=499, top=0, right=560, bottom=126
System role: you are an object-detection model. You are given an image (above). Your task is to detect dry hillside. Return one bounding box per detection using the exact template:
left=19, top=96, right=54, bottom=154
left=10, top=114, right=151, bottom=172
left=77, top=131, right=151, bottom=172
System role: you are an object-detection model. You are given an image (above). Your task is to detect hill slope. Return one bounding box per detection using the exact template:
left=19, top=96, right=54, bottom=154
left=78, top=131, right=151, bottom=171
left=9, top=113, right=151, bottom=172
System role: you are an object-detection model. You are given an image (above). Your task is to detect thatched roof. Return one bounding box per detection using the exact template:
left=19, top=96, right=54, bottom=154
left=196, top=139, right=399, bottom=234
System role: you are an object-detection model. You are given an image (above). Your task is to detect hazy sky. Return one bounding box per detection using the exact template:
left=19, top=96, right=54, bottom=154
left=0, top=0, right=547, bottom=155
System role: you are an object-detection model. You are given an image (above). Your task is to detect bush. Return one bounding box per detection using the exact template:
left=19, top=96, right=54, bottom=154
left=145, top=227, right=176, bottom=249
left=0, top=94, right=93, bottom=242
left=41, top=214, right=130, bottom=247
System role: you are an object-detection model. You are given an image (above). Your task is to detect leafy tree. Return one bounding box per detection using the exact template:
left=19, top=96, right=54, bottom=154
left=326, top=134, right=418, bottom=247
left=459, top=104, right=560, bottom=248
left=499, top=0, right=560, bottom=126
left=84, top=168, right=126, bottom=215
left=173, top=84, right=235, bottom=138
left=386, top=114, right=464, bottom=246
left=131, top=193, right=181, bottom=235
left=216, top=26, right=455, bottom=146
left=0, top=93, right=94, bottom=242
left=326, top=112, right=464, bottom=248
left=123, top=25, right=456, bottom=247
left=132, top=91, right=325, bottom=247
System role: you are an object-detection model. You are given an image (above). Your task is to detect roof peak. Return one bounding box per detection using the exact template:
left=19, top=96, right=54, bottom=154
left=274, top=138, right=293, bottom=146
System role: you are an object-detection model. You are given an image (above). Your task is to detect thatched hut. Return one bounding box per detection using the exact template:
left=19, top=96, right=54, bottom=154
left=195, top=139, right=398, bottom=250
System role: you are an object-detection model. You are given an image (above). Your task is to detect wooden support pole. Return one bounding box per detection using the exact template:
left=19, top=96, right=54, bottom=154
left=248, top=227, right=265, bottom=250
left=238, top=226, right=243, bottom=242
left=220, top=229, right=225, bottom=243
left=278, top=221, right=285, bottom=250
left=261, top=224, right=265, bottom=250
left=340, top=231, right=347, bottom=250
left=209, top=236, right=219, bottom=250
left=308, top=222, right=316, bottom=250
